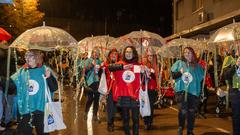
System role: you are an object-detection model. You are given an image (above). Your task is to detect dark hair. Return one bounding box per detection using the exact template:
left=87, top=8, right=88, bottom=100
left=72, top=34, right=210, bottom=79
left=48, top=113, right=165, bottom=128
left=181, top=47, right=198, bottom=67
left=122, top=46, right=138, bottom=63
left=107, top=48, right=119, bottom=63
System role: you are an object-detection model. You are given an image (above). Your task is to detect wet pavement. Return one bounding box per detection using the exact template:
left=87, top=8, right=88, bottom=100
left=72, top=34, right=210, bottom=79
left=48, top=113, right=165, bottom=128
left=0, top=86, right=233, bottom=135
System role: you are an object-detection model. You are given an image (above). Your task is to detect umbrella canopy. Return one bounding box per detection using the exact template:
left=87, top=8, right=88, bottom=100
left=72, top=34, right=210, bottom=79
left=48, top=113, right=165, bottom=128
left=208, top=22, right=240, bottom=51
left=110, top=30, right=166, bottom=55
left=10, top=26, right=77, bottom=51
left=77, top=35, right=116, bottom=58
left=158, top=38, right=207, bottom=58
left=0, top=27, right=12, bottom=41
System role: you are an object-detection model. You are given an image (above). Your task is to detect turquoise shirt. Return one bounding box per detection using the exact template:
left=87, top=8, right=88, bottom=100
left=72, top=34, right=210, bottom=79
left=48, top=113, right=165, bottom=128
left=171, top=60, right=204, bottom=96
left=11, top=66, right=48, bottom=115
left=85, top=58, right=102, bottom=86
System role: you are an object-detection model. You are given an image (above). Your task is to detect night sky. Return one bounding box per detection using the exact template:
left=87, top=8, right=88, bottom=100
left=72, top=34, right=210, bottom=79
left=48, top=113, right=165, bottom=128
left=39, top=0, right=172, bottom=39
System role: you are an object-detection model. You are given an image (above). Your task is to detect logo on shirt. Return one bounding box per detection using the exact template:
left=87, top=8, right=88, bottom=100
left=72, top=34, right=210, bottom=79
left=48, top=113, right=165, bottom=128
left=182, top=72, right=193, bottom=84
left=28, top=80, right=39, bottom=95
left=122, top=70, right=135, bottom=83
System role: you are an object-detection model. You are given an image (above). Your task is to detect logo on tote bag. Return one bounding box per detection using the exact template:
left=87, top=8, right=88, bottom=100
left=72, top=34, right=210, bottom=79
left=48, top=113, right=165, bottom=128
left=48, top=114, right=54, bottom=125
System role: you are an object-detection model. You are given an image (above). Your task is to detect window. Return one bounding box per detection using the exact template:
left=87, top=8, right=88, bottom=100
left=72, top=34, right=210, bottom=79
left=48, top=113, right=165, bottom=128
left=176, top=0, right=184, bottom=19
left=192, top=0, right=203, bottom=12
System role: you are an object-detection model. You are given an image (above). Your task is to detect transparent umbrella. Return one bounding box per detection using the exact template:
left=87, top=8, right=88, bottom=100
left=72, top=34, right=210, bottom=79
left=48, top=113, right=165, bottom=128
left=158, top=38, right=207, bottom=58
left=10, top=25, right=77, bottom=51
left=111, top=30, right=166, bottom=55
left=208, top=22, right=240, bottom=51
left=77, top=35, right=116, bottom=56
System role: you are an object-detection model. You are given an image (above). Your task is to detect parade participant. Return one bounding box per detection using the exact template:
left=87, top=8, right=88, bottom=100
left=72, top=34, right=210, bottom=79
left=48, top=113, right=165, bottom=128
left=108, top=46, right=141, bottom=135
left=103, top=48, right=119, bottom=132
left=9, top=50, right=58, bottom=135
left=142, top=53, right=158, bottom=130
left=171, top=47, right=204, bottom=135
left=83, top=47, right=102, bottom=123
left=223, top=56, right=240, bottom=135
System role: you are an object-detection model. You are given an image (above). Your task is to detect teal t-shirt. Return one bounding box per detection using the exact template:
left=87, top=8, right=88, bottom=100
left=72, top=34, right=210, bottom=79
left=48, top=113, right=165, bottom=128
left=85, top=58, right=102, bottom=86
left=11, top=66, right=48, bottom=115
left=171, top=60, right=204, bottom=96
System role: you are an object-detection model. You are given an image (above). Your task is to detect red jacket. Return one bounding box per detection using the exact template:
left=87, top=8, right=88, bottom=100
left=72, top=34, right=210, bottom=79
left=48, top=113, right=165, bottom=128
left=111, top=61, right=141, bottom=101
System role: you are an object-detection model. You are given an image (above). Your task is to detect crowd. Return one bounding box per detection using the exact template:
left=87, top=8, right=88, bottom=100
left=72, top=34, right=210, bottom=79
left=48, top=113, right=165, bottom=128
left=0, top=41, right=239, bottom=135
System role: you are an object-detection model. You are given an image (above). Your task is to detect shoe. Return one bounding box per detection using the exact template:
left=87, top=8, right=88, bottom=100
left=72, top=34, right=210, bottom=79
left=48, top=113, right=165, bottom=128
left=107, top=124, right=114, bottom=132
left=144, top=124, right=151, bottom=130
left=0, top=126, right=5, bottom=131
left=93, top=116, right=101, bottom=123
left=178, top=127, right=183, bottom=135
left=187, top=132, right=195, bottom=135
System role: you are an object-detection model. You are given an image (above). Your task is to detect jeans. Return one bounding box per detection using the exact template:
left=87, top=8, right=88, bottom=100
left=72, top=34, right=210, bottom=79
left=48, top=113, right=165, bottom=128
left=106, top=91, right=115, bottom=126
left=85, top=82, right=100, bottom=116
left=17, top=111, right=49, bottom=135
left=4, top=94, right=15, bottom=124
left=229, top=89, right=240, bottom=135
left=175, top=91, right=199, bottom=133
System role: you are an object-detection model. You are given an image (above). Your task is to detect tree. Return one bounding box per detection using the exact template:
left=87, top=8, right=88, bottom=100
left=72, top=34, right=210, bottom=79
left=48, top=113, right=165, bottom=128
left=0, top=0, right=44, bottom=36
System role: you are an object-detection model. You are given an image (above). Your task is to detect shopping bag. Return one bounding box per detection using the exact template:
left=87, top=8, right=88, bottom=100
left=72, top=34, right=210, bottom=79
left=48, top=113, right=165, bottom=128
left=139, top=88, right=151, bottom=117
left=43, top=75, right=66, bottom=133
left=98, top=69, right=108, bottom=95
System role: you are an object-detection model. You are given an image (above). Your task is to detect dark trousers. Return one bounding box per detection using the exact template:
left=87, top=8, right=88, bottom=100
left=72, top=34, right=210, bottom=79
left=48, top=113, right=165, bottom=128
left=229, top=89, right=240, bottom=135
left=85, top=82, right=100, bottom=116
left=106, top=91, right=115, bottom=126
left=143, top=90, right=157, bottom=125
left=175, top=92, right=199, bottom=133
left=121, top=106, right=139, bottom=135
left=17, top=111, right=49, bottom=135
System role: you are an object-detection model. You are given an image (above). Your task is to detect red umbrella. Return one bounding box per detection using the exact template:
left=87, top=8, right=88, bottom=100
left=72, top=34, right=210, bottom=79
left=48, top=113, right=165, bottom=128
left=0, top=27, right=12, bottom=41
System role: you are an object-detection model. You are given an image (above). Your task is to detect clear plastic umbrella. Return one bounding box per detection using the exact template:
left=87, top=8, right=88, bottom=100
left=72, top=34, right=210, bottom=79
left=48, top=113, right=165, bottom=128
left=110, top=30, right=166, bottom=55
left=208, top=22, right=240, bottom=51
left=77, top=35, right=116, bottom=57
left=10, top=25, right=77, bottom=51
left=158, top=38, right=207, bottom=58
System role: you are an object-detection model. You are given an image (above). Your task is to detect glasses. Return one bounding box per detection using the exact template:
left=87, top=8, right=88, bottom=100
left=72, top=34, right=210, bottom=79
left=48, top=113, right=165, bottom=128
left=25, top=54, right=35, bottom=59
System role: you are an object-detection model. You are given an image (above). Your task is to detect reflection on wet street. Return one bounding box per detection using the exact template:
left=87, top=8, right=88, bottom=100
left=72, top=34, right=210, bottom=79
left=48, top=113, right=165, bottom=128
left=0, top=86, right=233, bottom=135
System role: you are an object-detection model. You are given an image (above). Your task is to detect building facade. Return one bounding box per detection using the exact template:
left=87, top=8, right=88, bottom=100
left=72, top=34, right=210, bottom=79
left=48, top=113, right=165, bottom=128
left=166, top=0, right=240, bottom=40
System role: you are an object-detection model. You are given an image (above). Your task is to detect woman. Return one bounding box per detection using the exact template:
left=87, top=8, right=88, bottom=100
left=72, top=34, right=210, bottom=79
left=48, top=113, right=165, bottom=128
left=223, top=56, right=240, bottom=135
left=10, top=50, right=58, bottom=135
left=83, top=47, right=102, bottom=123
left=108, top=46, right=141, bottom=135
left=142, top=53, right=158, bottom=130
left=103, top=48, right=119, bottom=132
left=171, top=47, right=204, bottom=135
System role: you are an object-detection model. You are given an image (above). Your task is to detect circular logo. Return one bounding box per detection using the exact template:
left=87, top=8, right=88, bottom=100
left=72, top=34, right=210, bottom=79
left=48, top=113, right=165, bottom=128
left=182, top=72, right=193, bottom=84
left=122, top=70, right=135, bottom=83
left=28, top=80, right=39, bottom=95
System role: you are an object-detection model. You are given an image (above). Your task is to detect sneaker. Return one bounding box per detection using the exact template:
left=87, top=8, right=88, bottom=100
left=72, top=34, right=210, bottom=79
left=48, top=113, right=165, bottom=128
left=178, top=127, right=183, bottom=135
left=0, top=126, right=5, bottom=131
left=107, top=124, right=114, bottom=132
left=93, top=116, right=101, bottom=123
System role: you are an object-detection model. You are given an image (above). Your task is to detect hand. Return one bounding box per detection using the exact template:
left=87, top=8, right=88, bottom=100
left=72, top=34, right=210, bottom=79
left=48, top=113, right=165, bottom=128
left=180, top=68, right=184, bottom=73
left=123, top=64, right=133, bottom=70
left=45, top=68, right=51, bottom=78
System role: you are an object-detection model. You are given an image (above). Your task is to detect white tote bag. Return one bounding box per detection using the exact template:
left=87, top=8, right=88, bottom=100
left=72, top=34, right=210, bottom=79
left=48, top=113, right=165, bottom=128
left=43, top=75, right=66, bottom=133
left=139, top=75, right=151, bottom=117
left=98, top=69, right=108, bottom=95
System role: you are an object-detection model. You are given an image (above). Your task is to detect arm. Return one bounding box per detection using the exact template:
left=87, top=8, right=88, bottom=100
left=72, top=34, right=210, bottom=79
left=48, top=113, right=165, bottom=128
left=46, top=74, right=58, bottom=92
left=108, top=64, right=123, bottom=72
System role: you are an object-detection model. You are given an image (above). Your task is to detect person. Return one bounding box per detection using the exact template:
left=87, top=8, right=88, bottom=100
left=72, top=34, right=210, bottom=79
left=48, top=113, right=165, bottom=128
left=108, top=46, right=141, bottom=135
left=9, top=50, right=58, bottom=135
left=102, top=48, right=119, bottom=132
left=142, top=53, right=158, bottom=130
left=222, top=56, right=240, bottom=135
left=171, top=47, right=204, bottom=135
left=83, top=47, right=102, bottom=123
